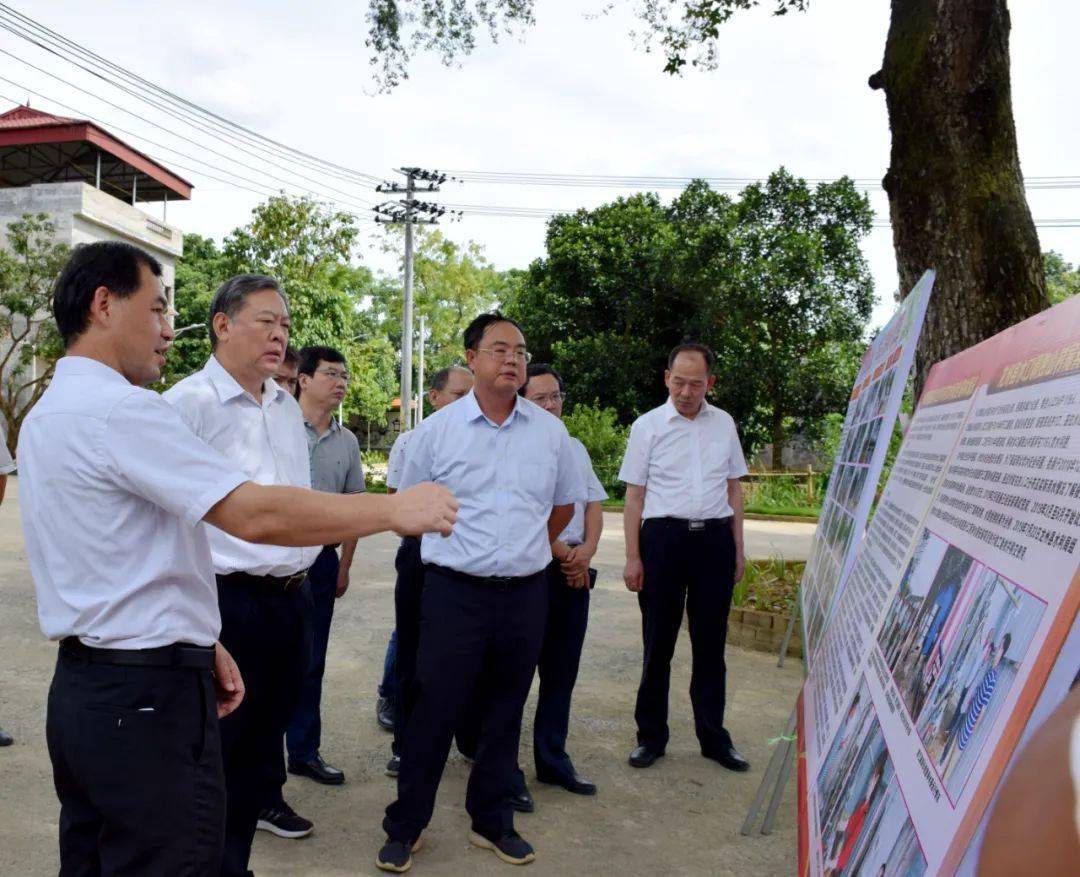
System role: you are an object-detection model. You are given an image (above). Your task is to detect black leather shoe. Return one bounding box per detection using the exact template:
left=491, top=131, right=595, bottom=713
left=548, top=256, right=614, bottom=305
left=628, top=744, right=664, bottom=768
left=537, top=771, right=597, bottom=796
left=508, top=786, right=535, bottom=813
left=704, top=744, right=751, bottom=772
left=376, top=696, right=395, bottom=732
left=288, top=753, right=345, bottom=785
left=0, top=727, right=12, bottom=747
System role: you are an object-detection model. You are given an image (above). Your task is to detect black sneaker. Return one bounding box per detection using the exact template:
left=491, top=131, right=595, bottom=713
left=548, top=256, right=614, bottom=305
left=376, top=835, right=423, bottom=873
left=256, top=801, right=314, bottom=839
left=376, top=696, right=395, bottom=732
left=386, top=754, right=401, bottom=777
left=468, top=826, right=536, bottom=865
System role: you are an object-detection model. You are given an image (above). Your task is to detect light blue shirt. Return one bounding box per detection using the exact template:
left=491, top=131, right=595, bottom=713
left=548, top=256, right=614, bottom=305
left=559, top=438, right=608, bottom=545
left=400, top=389, right=585, bottom=577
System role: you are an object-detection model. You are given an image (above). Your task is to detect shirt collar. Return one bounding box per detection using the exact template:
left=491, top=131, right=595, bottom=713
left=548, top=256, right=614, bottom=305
left=304, top=415, right=340, bottom=434
left=663, top=397, right=715, bottom=422
left=461, top=388, right=532, bottom=427
left=55, top=355, right=132, bottom=384
left=204, top=355, right=284, bottom=406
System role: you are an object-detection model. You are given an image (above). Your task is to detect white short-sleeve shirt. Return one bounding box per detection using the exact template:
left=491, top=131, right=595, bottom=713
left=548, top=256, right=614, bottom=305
left=618, top=397, right=748, bottom=520
left=17, top=356, right=248, bottom=649
left=559, top=438, right=608, bottom=545
left=386, top=429, right=413, bottom=490
left=399, top=389, right=586, bottom=578
left=164, top=355, right=319, bottom=577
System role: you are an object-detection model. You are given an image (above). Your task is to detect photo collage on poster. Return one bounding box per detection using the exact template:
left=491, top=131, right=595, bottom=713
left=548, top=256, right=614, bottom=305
left=803, top=366, right=897, bottom=651
left=800, top=271, right=935, bottom=658
left=800, top=291, right=1080, bottom=877
left=876, top=530, right=1046, bottom=804
left=813, top=677, right=927, bottom=877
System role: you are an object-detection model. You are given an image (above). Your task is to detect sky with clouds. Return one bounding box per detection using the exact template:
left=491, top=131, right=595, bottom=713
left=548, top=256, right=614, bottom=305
left=7, top=1, right=1080, bottom=329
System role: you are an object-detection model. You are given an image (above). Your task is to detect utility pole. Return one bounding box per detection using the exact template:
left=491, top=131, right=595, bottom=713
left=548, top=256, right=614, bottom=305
left=374, top=168, right=459, bottom=431
left=416, top=313, right=426, bottom=424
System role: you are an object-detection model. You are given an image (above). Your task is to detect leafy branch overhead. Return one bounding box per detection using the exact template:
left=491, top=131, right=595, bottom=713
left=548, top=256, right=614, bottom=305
left=364, top=0, right=806, bottom=88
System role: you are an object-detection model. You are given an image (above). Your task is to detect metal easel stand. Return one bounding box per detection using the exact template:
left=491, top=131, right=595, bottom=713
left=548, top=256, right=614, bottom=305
left=777, top=604, right=799, bottom=668
left=740, top=706, right=798, bottom=836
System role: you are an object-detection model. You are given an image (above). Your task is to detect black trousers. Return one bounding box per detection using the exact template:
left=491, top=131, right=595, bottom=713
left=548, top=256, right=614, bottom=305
left=46, top=648, right=224, bottom=876
left=391, top=536, right=423, bottom=759
left=635, top=517, right=736, bottom=754
left=383, top=566, right=547, bottom=842
left=506, top=560, right=591, bottom=794
left=216, top=575, right=310, bottom=877
left=286, top=546, right=339, bottom=762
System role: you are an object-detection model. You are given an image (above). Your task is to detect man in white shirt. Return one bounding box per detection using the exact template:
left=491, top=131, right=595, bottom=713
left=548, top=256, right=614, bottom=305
left=377, top=314, right=584, bottom=873
left=18, top=241, right=457, bottom=875
left=383, top=365, right=474, bottom=774
left=619, top=342, right=750, bottom=773
left=163, top=277, right=351, bottom=872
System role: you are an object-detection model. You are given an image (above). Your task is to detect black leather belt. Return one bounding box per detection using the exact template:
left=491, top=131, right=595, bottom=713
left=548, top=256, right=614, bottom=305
left=428, top=564, right=540, bottom=587
left=650, top=516, right=732, bottom=531
left=218, top=569, right=308, bottom=592
left=60, top=637, right=215, bottom=670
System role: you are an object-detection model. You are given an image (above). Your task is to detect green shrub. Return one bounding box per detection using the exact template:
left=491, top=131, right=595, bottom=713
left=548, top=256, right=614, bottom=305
left=563, top=403, right=629, bottom=498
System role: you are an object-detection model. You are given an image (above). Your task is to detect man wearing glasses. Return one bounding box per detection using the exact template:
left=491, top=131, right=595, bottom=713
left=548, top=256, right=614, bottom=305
left=377, top=313, right=584, bottom=872
left=164, top=275, right=321, bottom=876
left=257, top=345, right=365, bottom=837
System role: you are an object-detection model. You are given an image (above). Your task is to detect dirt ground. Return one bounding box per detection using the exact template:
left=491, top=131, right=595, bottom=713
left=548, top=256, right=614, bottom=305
left=0, top=481, right=808, bottom=876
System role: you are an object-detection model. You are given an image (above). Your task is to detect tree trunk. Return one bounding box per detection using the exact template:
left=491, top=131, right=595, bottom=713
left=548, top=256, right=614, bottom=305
left=873, top=0, right=1046, bottom=393
left=770, top=410, right=785, bottom=470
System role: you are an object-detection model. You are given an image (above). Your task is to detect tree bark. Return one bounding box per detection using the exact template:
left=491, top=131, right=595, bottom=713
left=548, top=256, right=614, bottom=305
left=874, top=0, right=1046, bottom=393
left=771, top=409, right=785, bottom=470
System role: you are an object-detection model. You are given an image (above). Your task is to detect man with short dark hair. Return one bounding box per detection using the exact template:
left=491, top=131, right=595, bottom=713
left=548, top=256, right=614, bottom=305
left=18, top=241, right=458, bottom=874
left=619, top=341, right=751, bottom=773
left=287, top=345, right=363, bottom=780
left=382, top=365, right=475, bottom=776
left=275, top=344, right=300, bottom=397
left=515, top=363, right=606, bottom=799
left=377, top=314, right=584, bottom=872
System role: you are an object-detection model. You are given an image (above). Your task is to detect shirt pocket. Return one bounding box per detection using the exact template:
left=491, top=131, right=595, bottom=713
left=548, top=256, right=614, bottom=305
left=517, top=456, right=557, bottom=503
left=702, top=438, right=730, bottom=476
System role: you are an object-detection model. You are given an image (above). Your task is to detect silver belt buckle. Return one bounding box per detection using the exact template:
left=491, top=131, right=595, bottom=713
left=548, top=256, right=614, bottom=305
left=285, top=570, right=307, bottom=590
left=688, top=520, right=706, bottom=531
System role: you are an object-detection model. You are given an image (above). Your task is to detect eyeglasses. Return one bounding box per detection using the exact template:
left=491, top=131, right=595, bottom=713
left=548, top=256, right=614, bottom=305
left=477, top=347, right=533, bottom=364
left=531, top=392, right=566, bottom=406
left=315, top=368, right=350, bottom=383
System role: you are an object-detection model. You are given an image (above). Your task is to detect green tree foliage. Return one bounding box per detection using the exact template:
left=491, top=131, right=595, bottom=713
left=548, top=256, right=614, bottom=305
left=561, top=403, right=630, bottom=496
left=362, top=1, right=803, bottom=88
left=1044, top=250, right=1080, bottom=306
left=0, top=214, right=69, bottom=455
left=370, top=228, right=517, bottom=375
left=506, top=171, right=873, bottom=462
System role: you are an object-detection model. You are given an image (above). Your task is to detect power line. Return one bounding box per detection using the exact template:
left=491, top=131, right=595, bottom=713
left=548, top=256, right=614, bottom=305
left=0, top=83, right=376, bottom=216
left=0, top=3, right=383, bottom=186
left=0, top=47, right=378, bottom=208
left=448, top=168, right=1080, bottom=193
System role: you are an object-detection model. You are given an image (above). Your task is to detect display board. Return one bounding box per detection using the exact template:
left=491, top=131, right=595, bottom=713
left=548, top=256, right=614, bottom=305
left=800, top=271, right=935, bottom=657
left=798, top=292, right=1080, bottom=876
